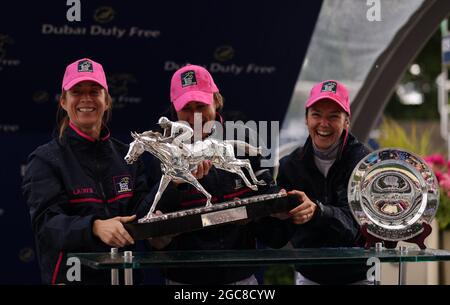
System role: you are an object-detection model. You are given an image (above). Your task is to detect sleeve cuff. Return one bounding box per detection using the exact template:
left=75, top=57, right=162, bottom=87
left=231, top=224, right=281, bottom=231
left=314, top=199, right=332, bottom=220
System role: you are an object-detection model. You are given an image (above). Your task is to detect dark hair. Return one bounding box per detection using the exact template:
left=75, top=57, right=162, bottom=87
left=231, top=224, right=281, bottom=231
left=56, top=89, right=112, bottom=139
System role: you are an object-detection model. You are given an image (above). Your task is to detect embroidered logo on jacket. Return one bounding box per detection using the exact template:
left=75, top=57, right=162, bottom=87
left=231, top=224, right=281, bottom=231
left=113, top=175, right=133, bottom=194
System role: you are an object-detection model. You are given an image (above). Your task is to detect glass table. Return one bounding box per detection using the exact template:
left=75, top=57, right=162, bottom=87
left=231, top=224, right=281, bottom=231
left=68, top=247, right=450, bottom=285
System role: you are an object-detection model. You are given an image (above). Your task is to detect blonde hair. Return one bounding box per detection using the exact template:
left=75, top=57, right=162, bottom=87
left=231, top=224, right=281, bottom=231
left=57, top=89, right=112, bottom=139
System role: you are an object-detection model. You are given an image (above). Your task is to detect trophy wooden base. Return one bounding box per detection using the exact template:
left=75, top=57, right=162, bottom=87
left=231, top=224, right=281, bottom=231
left=361, top=223, right=432, bottom=249
left=125, top=192, right=298, bottom=240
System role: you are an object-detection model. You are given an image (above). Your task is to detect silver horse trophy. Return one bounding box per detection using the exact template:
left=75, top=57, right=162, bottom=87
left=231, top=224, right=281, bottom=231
left=124, top=117, right=297, bottom=239
left=124, top=117, right=270, bottom=223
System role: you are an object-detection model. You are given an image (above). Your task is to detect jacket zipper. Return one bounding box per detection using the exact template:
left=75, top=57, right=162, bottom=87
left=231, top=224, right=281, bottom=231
left=95, top=143, right=110, bottom=218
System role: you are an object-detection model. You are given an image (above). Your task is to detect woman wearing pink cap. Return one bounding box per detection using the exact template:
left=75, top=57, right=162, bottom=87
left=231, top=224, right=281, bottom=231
left=22, top=58, right=152, bottom=284
left=146, top=64, right=286, bottom=285
left=277, top=80, right=371, bottom=284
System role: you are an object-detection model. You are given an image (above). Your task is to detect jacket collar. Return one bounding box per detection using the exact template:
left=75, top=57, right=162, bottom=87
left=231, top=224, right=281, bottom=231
left=66, top=121, right=111, bottom=143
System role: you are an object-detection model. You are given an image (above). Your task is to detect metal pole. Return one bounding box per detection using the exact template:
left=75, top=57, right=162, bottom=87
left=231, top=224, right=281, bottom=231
left=441, top=20, right=450, bottom=160
left=398, top=246, right=408, bottom=285
left=398, top=262, right=407, bottom=285
left=374, top=242, right=383, bottom=285
left=441, top=19, right=448, bottom=36
left=110, top=248, right=119, bottom=285
left=124, top=251, right=133, bottom=285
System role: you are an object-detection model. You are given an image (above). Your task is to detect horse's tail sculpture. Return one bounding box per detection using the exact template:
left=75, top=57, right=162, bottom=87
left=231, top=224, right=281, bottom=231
left=225, top=140, right=263, bottom=156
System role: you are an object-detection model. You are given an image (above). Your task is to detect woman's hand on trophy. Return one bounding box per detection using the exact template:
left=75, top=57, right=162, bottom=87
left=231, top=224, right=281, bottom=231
left=287, top=190, right=317, bottom=225
left=92, top=215, right=136, bottom=248
left=192, top=160, right=212, bottom=179
left=271, top=189, right=291, bottom=220
left=147, top=210, right=179, bottom=249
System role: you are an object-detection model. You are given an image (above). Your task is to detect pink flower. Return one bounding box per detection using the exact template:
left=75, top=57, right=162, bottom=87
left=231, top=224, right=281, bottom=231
left=440, top=173, right=450, bottom=191
left=424, top=154, right=446, bottom=166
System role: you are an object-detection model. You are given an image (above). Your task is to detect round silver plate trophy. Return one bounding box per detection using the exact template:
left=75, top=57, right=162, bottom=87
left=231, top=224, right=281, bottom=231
left=348, top=148, right=439, bottom=249
left=123, top=117, right=297, bottom=240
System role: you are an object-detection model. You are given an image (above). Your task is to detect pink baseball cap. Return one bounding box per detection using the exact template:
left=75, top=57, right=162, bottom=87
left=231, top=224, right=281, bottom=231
left=170, top=64, right=219, bottom=111
left=305, top=80, right=350, bottom=116
left=62, top=58, right=108, bottom=92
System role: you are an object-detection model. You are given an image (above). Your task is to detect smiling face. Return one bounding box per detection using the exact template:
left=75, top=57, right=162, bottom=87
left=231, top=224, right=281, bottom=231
left=60, top=81, right=109, bottom=137
left=176, top=100, right=217, bottom=139
left=306, top=99, right=349, bottom=150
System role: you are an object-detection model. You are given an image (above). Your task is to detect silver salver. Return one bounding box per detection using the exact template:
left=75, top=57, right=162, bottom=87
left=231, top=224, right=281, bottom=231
left=348, top=148, right=439, bottom=241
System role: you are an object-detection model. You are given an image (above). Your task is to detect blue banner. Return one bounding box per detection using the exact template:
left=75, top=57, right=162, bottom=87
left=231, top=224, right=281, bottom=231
left=0, top=0, right=322, bottom=283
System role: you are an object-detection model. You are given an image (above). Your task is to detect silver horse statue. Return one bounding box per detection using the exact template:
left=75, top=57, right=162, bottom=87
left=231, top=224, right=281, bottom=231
left=125, top=130, right=266, bottom=221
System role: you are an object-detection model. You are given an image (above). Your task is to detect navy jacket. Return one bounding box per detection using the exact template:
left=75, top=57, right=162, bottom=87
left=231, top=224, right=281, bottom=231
left=277, top=131, right=370, bottom=284
left=22, top=123, right=151, bottom=284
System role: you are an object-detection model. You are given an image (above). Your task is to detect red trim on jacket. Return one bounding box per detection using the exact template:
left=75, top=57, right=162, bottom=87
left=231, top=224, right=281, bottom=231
left=107, top=192, right=133, bottom=203
left=69, top=192, right=134, bottom=204
left=69, top=121, right=111, bottom=142
left=223, top=188, right=252, bottom=199
left=51, top=252, right=64, bottom=285
left=181, top=197, right=219, bottom=207
left=69, top=198, right=103, bottom=204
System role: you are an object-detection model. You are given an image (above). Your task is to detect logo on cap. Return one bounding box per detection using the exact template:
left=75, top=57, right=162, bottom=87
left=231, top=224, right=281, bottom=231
left=181, top=70, right=197, bottom=87
left=78, top=60, right=93, bottom=73
left=321, top=81, right=337, bottom=93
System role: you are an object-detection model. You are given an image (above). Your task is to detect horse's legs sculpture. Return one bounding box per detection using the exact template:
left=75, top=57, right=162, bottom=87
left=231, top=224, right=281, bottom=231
left=145, top=173, right=172, bottom=219
left=176, top=170, right=213, bottom=207
left=144, top=167, right=214, bottom=220
left=213, top=162, right=258, bottom=191
left=233, top=159, right=266, bottom=186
